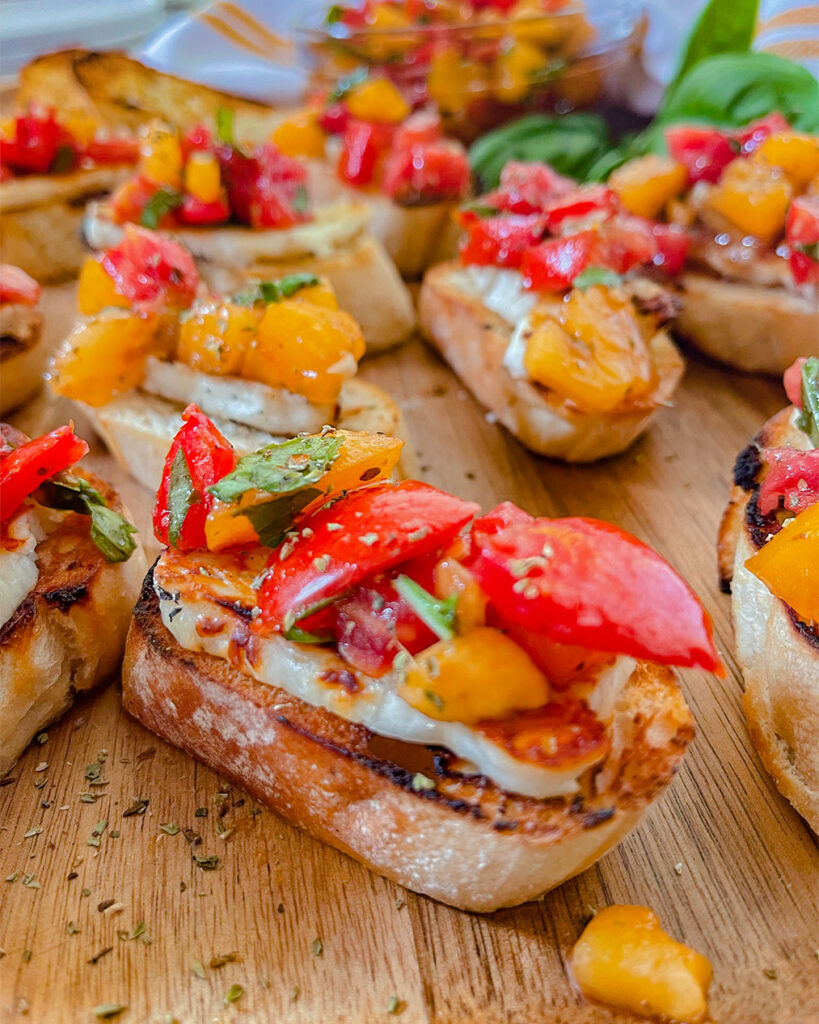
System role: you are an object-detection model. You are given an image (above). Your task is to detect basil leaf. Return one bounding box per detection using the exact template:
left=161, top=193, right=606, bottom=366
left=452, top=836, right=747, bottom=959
left=52, top=144, right=76, bottom=174
left=573, top=266, right=623, bottom=291
left=232, top=273, right=320, bottom=306
left=35, top=475, right=137, bottom=563
left=392, top=575, right=457, bottom=641
left=240, top=488, right=321, bottom=549
left=167, top=447, right=197, bottom=547
left=798, top=357, right=819, bottom=447
left=468, top=113, right=610, bottom=190
left=210, top=435, right=343, bottom=503
left=88, top=503, right=139, bottom=563
left=329, top=67, right=368, bottom=103
left=216, top=107, right=235, bottom=146
left=795, top=241, right=819, bottom=262
left=326, top=4, right=343, bottom=25
left=459, top=202, right=499, bottom=219
left=284, top=624, right=333, bottom=644
left=292, top=185, right=309, bottom=214
left=140, top=187, right=183, bottom=229
left=666, top=0, right=758, bottom=103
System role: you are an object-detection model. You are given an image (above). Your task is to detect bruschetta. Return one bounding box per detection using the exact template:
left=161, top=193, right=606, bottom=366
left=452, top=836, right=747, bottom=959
left=0, top=265, right=45, bottom=415
left=608, top=116, right=819, bottom=374
left=48, top=227, right=402, bottom=491
left=122, top=410, right=722, bottom=911
left=0, top=422, right=145, bottom=776
left=718, top=356, right=818, bottom=831
left=273, top=89, right=470, bottom=278
left=418, top=162, right=686, bottom=461
left=81, top=116, right=415, bottom=352
left=0, top=108, right=138, bottom=283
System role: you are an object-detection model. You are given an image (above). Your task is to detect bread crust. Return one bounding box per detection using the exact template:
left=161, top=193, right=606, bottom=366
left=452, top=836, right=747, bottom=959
left=124, top=569, right=693, bottom=911
left=87, top=376, right=404, bottom=492
left=83, top=205, right=416, bottom=353
left=718, top=407, right=819, bottom=831
left=0, top=305, right=44, bottom=415
left=676, top=273, right=819, bottom=376
left=0, top=473, right=146, bottom=776
left=418, top=262, right=685, bottom=462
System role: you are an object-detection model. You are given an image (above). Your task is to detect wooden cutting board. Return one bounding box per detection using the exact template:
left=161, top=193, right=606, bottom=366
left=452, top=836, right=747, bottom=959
left=0, top=285, right=817, bottom=1024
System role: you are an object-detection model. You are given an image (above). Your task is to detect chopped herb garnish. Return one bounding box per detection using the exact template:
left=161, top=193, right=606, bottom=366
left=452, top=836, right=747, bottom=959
left=22, top=949, right=31, bottom=963
left=36, top=733, right=48, bottom=745
left=216, top=107, right=235, bottom=146
left=167, top=447, right=197, bottom=547
left=311, top=938, right=323, bottom=957
left=85, top=761, right=103, bottom=781
left=140, top=186, right=184, bottom=229
left=797, top=356, right=819, bottom=446
left=411, top=773, right=436, bottom=792
left=329, top=67, right=368, bottom=103
left=81, top=888, right=91, bottom=897
left=395, top=897, right=404, bottom=910
left=123, top=798, right=149, bottom=817
left=22, top=874, right=40, bottom=889
left=192, top=959, right=206, bottom=979
left=159, top=823, right=181, bottom=836
left=23, top=827, right=42, bottom=839
left=80, top=793, right=99, bottom=803
left=93, top=1003, right=127, bottom=1019
left=67, top=921, right=80, bottom=935
left=109, top=830, right=120, bottom=839
left=326, top=4, right=343, bottom=24
left=5, top=872, right=19, bottom=883
left=195, top=807, right=208, bottom=818
left=52, top=144, right=76, bottom=174
left=283, top=625, right=333, bottom=644
left=193, top=853, right=220, bottom=871
left=118, top=922, right=146, bottom=941
left=393, top=576, right=457, bottom=641
left=459, top=201, right=499, bottom=219
left=209, top=952, right=241, bottom=968
left=224, top=984, right=244, bottom=1004
left=36, top=474, right=141, bottom=563
left=291, top=185, right=309, bottom=214
left=572, top=266, right=624, bottom=291
left=387, top=995, right=401, bottom=1014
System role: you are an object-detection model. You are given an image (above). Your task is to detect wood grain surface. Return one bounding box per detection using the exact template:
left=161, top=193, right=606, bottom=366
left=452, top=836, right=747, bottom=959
left=1, top=286, right=817, bottom=1024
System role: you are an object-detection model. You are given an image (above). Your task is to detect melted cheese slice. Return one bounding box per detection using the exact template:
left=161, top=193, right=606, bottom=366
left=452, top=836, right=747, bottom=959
left=154, top=549, right=635, bottom=799
left=0, top=508, right=43, bottom=628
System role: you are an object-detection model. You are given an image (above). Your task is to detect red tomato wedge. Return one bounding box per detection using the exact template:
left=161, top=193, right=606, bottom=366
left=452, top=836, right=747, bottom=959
left=0, top=264, right=40, bottom=306
left=83, top=136, right=140, bottom=165
left=494, top=161, right=573, bottom=214
left=665, top=125, right=737, bottom=184
left=100, top=226, right=199, bottom=311
left=0, top=112, right=61, bottom=174
left=337, top=119, right=393, bottom=186
left=786, top=195, right=819, bottom=285
left=783, top=358, right=806, bottom=408
left=758, top=447, right=819, bottom=516
left=467, top=517, right=723, bottom=672
left=382, top=141, right=470, bottom=202
left=1, top=425, right=88, bottom=522
left=543, top=186, right=619, bottom=231
left=735, top=111, right=790, bottom=155
left=459, top=213, right=547, bottom=268
left=521, top=231, right=596, bottom=290
left=178, top=194, right=231, bottom=225
left=153, top=405, right=237, bottom=551
left=257, top=481, right=480, bottom=630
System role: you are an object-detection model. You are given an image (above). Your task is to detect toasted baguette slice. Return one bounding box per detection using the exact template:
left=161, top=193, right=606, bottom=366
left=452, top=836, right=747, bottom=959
left=0, top=304, right=44, bottom=415
left=305, top=160, right=460, bottom=278
left=83, top=203, right=416, bottom=353
left=718, top=407, right=819, bottom=831
left=87, top=376, right=403, bottom=492
left=419, top=262, right=685, bottom=462
left=0, top=472, right=146, bottom=776
left=1, top=166, right=132, bottom=283
left=124, top=569, right=693, bottom=911
left=17, top=50, right=277, bottom=144
left=676, top=273, right=819, bottom=376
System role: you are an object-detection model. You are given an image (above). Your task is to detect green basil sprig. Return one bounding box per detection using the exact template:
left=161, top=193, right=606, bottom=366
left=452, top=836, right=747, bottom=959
left=233, top=273, right=320, bottom=307
left=798, top=357, right=819, bottom=447
left=140, top=187, right=184, bottom=229
left=393, top=576, right=457, bottom=642
left=36, top=475, right=138, bottom=563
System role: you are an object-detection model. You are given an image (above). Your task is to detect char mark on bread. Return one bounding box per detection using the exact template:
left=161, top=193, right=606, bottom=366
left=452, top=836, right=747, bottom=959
left=789, top=609, right=819, bottom=651
left=745, top=489, right=781, bottom=552
left=733, top=443, right=762, bottom=491
left=43, top=583, right=88, bottom=613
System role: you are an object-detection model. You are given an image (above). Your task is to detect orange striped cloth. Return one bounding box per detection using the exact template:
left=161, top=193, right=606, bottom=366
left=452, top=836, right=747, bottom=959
left=756, top=0, right=819, bottom=71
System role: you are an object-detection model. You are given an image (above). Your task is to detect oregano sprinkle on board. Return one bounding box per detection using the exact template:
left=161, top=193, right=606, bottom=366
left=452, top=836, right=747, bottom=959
left=311, top=938, right=323, bottom=957
left=93, top=1004, right=127, bottom=1019
left=224, top=984, right=243, bottom=1004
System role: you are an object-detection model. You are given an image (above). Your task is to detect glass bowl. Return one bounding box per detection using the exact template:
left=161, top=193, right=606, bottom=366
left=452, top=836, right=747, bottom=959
left=297, top=1, right=645, bottom=141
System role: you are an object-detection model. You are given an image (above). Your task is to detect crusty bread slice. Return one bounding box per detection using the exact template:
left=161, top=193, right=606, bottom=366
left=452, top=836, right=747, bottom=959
left=17, top=50, right=277, bottom=143
left=718, top=407, right=819, bottom=831
left=124, top=569, right=694, bottom=911
left=87, top=376, right=403, bottom=492
left=0, top=166, right=132, bottom=283
left=677, top=273, right=818, bottom=376
left=83, top=203, right=416, bottom=353
left=418, top=262, right=685, bottom=462
left=0, top=473, right=146, bottom=776
left=0, top=304, right=45, bottom=415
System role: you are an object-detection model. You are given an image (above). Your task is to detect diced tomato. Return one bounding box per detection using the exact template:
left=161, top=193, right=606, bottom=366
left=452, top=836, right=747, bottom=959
left=735, top=112, right=790, bottom=155
left=337, top=118, right=394, bottom=186
left=0, top=112, right=61, bottom=174
left=0, top=425, right=89, bottom=522
left=758, top=447, right=819, bottom=516
left=394, top=110, right=442, bottom=149
left=784, top=358, right=807, bottom=407
left=333, top=579, right=437, bottom=675
left=471, top=501, right=534, bottom=543
left=594, top=218, right=656, bottom=274
left=382, top=140, right=470, bottom=202
left=177, top=193, right=231, bottom=225
left=648, top=221, right=690, bottom=275
left=786, top=195, right=819, bottom=284
left=467, top=516, right=723, bottom=672
left=544, top=186, right=619, bottom=232
left=0, top=264, right=40, bottom=306
left=257, top=481, right=480, bottom=630
left=318, top=103, right=351, bottom=136
left=153, top=405, right=237, bottom=551
left=100, top=226, right=199, bottom=312
left=665, top=124, right=737, bottom=184
left=459, top=212, right=546, bottom=267
left=109, top=174, right=164, bottom=225
left=494, top=161, right=574, bottom=214
left=219, top=142, right=308, bottom=228
left=83, top=136, right=140, bottom=165
left=521, top=231, right=596, bottom=291
left=181, top=124, right=215, bottom=160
